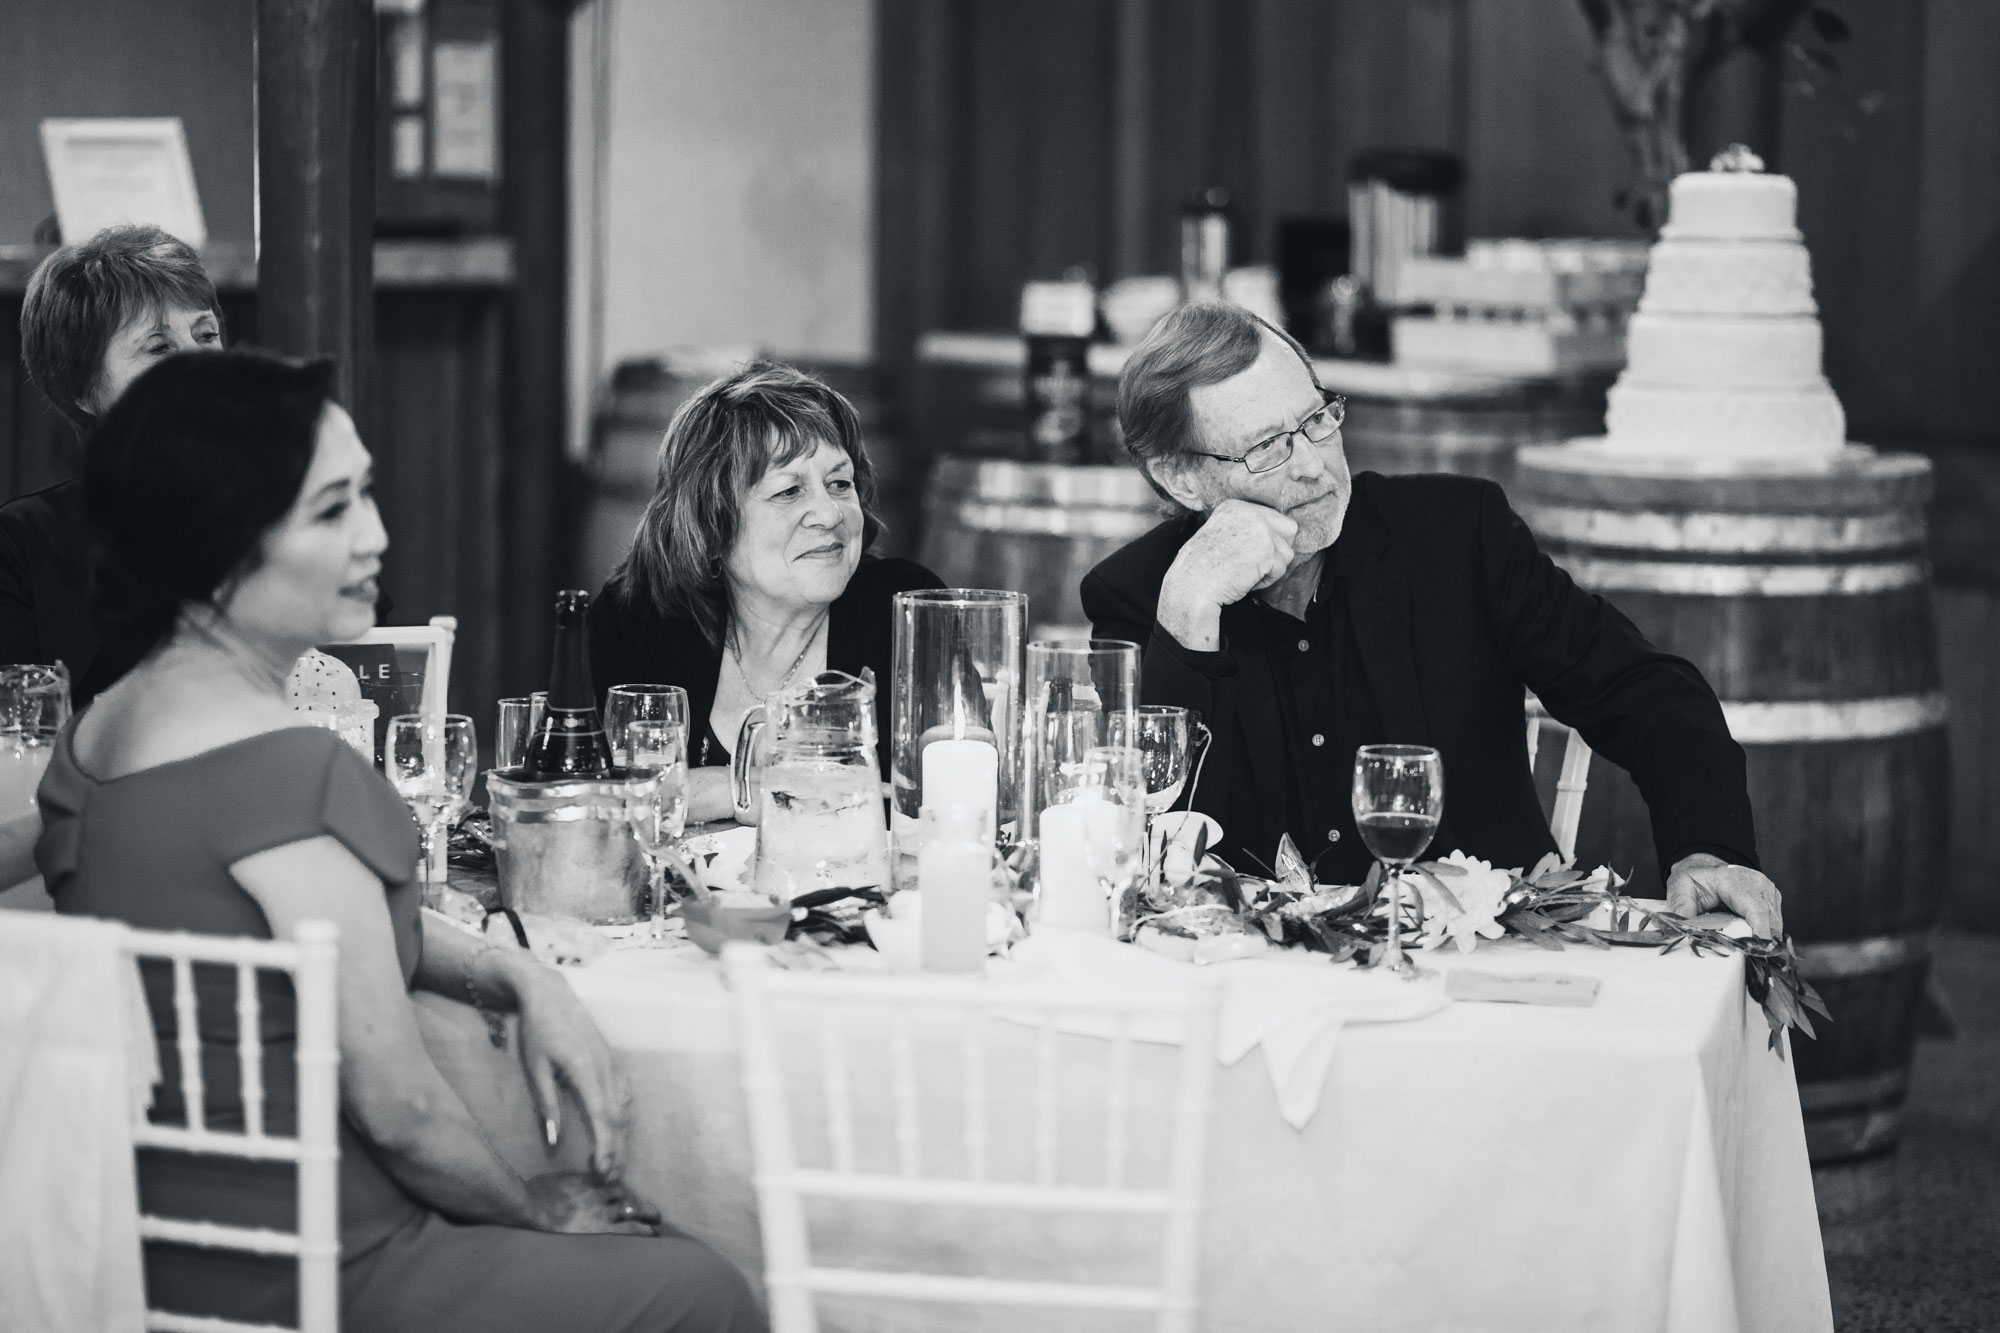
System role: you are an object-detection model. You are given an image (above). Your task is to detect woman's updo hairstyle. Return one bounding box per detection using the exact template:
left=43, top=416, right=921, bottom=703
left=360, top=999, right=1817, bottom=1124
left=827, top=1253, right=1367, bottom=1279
left=84, top=350, right=336, bottom=657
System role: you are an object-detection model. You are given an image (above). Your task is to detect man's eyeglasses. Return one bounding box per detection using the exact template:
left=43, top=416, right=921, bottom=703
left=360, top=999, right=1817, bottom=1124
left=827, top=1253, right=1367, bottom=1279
left=1189, top=393, right=1346, bottom=475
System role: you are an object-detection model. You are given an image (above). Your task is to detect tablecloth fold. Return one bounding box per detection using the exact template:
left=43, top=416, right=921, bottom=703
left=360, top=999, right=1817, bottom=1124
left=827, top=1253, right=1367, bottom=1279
left=1003, top=931, right=1447, bottom=1127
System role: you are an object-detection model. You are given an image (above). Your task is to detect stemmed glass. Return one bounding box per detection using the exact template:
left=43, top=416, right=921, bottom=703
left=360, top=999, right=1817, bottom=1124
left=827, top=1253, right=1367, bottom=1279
left=604, top=685, right=690, bottom=762
left=1077, top=745, right=1147, bottom=920
left=1109, top=705, right=1211, bottom=818
left=1039, top=744, right=1147, bottom=934
left=387, top=713, right=478, bottom=907
left=621, top=717, right=691, bottom=933
left=1352, top=744, right=1444, bottom=979
left=494, top=692, right=546, bottom=770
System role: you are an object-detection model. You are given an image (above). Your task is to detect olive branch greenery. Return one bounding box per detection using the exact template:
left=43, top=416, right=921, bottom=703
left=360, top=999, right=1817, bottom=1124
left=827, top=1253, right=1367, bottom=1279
left=1129, top=825, right=1829, bottom=1057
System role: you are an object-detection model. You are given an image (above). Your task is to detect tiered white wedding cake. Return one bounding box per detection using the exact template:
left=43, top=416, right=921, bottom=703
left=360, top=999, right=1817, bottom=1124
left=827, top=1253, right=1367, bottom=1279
left=1602, top=146, right=1847, bottom=460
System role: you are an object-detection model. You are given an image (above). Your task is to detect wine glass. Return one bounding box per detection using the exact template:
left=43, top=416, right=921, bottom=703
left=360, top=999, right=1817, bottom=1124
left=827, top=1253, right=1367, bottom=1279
left=604, top=685, right=690, bottom=762
left=1038, top=744, right=1147, bottom=935
left=1352, top=744, right=1444, bottom=979
left=495, top=692, right=546, bottom=770
left=621, top=717, right=690, bottom=933
left=387, top=713, right=478, bottom=907
left=1109, top=705, right=1211, bottom=817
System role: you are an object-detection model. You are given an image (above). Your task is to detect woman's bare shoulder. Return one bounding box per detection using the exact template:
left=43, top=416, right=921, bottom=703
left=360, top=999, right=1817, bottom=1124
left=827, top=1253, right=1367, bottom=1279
left=72, top=667, right=299, bottom=782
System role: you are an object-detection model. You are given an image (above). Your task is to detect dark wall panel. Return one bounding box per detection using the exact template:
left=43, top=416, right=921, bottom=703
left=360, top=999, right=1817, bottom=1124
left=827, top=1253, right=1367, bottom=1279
left=0, top=0, right=255, bottom=245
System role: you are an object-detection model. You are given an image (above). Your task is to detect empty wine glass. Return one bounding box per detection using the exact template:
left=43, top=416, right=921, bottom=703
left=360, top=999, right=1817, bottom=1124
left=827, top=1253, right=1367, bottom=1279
left=604, top=684, right=690, bottom=762
left=495, top=692, right=546, bottom=771
left=622, top=717, right=690, bottom=932
left=1109, top=705, right=1211, bottom=817
left=1352, top=744, right=1444, bottom=979
left=387, top=713, right=478, bottom=907
left=1038, top=744, right=1147, bottom=935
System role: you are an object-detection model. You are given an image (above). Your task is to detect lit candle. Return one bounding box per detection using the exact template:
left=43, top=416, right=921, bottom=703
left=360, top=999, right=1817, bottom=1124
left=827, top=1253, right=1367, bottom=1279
left=1038, top=802, right=1109, bottom=934
left=921, top=738, right=998, bottom=831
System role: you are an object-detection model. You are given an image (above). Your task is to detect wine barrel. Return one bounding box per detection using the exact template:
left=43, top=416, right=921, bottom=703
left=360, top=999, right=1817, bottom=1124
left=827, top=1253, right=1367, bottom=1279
left=1514, top=444, right=1946, bottom=1164
left=916, top=456, right=1164, bottom=638
left=1337, top=370, right=1610, bottom=495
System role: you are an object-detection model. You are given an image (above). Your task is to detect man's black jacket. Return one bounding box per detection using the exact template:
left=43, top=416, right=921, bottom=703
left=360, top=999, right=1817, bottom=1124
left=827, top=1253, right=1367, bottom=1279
left=1079, top=471, right=1759, bottom=880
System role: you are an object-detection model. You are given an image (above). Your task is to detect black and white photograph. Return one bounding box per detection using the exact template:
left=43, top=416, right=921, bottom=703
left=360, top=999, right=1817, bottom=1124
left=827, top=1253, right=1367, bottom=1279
left=0, top=1, right=1994, bottom=1330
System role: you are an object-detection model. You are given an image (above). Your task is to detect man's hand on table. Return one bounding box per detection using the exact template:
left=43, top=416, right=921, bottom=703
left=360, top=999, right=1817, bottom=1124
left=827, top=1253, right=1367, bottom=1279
left=1666, top=853, right=1784, bottom=939
left=1157, top=500, right=1297, bottom=653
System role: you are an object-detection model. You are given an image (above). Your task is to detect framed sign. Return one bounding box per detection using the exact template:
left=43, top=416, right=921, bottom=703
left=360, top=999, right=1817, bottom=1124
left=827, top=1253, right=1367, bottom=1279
left=431, top=38, right=498, bottom=181
left=39, top=117, right=207, bottom=250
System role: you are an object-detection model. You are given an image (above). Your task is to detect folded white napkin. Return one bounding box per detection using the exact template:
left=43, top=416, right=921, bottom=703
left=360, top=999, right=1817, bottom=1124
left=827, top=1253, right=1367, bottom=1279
left=1000, top=932, right=1446, bottom=1128
left=0, top=909, right=158, bottom=1333
left=1212, top=957, right=1447, bottom=1128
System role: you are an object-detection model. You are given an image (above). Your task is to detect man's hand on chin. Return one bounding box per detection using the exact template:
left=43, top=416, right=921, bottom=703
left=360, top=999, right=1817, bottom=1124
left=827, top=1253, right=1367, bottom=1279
left=1156, top=500, right=1298, bottom=652
left=1665, top=852, right=1784, bottom=939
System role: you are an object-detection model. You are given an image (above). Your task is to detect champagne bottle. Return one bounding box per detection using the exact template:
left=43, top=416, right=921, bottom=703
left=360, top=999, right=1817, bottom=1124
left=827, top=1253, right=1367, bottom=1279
left=520, top=589, right=616, bottom=780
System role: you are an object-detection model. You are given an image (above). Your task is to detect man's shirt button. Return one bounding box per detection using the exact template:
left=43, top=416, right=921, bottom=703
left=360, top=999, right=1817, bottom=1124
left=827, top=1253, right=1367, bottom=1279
left=1297, top=639, right=1310, bottom=652
left=1311, top=733, right=1325, bottom=747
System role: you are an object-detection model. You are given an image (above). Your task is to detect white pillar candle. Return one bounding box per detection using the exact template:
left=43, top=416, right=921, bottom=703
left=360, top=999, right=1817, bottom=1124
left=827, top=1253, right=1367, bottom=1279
left=920, top=838, right=990, bottom=974
left=1038, top=803, right=1109, bottom=934
left=922, top=738, right=998, bottom=831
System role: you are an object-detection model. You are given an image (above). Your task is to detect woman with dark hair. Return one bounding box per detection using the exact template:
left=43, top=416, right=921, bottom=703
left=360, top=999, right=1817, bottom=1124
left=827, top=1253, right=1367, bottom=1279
left=590, top=361, right=942, bottom=823
left=41, top=350, right=762, bottom=1332
left=2, top=224, right=224, bottom=700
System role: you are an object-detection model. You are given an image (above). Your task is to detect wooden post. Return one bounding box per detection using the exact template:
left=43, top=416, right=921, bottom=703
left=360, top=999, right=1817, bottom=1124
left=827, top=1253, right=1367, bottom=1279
left=500, top=0, right=572, bottom=695
left=256, top=0, right=376, bottom=428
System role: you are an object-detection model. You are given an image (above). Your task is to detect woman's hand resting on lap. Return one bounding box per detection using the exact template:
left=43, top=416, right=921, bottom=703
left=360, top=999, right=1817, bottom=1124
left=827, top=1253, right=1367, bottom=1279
left=511, top=963, right=636, bottom=1181
left=527, top=1172, right=663, bottom=1237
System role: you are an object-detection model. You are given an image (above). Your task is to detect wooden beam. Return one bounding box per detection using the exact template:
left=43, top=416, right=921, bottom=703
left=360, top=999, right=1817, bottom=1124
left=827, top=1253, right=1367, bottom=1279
left=499, top=0, right=573, bottom=696
left=255, top=0, right=376, bottom=426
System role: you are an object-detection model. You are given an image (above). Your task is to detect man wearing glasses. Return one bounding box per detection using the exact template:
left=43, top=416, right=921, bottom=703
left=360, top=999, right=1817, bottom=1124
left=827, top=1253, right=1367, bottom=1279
left=1080, top=301, right=1782, bottom=936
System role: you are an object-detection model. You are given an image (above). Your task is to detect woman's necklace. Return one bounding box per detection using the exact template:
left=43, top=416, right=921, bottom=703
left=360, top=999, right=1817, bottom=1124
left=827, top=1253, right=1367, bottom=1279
left=729, top=612, right=827, bottom=700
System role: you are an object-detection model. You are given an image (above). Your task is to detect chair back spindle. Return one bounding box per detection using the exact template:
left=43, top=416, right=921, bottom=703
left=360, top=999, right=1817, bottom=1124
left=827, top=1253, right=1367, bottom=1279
left=125, top=920, right=341, bottom=1333
left=1525, top=694, right=1594, bottom=863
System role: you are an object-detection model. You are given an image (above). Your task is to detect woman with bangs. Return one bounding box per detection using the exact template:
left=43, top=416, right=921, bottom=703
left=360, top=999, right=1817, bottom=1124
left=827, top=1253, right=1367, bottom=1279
left=5, top=223, right=225, bottom=703
left=589, top=362, right=942, bottom=824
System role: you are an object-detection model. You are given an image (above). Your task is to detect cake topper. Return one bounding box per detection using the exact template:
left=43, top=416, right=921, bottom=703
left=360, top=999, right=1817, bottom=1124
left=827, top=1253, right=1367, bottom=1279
left=1709, top=144, right=1765, bottom=174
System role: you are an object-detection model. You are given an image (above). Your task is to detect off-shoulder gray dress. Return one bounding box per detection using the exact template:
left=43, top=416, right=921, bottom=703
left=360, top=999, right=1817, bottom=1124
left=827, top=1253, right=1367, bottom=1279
left=39, top=723, right=762, bottom=1332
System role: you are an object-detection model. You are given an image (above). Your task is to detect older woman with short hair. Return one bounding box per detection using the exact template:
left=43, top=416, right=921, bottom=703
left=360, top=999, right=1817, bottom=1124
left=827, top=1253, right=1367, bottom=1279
left=4, top=223, right=224, bottom=700
left=589, top=362, right=942, bottom=823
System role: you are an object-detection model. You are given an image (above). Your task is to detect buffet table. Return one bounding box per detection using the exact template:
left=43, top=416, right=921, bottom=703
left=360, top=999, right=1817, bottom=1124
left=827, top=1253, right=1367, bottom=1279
left=422, top=909, right=1833, bottom=1333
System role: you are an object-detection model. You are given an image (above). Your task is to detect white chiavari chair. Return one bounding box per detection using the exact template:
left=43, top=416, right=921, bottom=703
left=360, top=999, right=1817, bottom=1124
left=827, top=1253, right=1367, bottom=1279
left=724, top=944, right=1223, bottom=1333
left=130, top=920, right=341, bottom=1333
left=1525, top=692, right=1594, bottom=863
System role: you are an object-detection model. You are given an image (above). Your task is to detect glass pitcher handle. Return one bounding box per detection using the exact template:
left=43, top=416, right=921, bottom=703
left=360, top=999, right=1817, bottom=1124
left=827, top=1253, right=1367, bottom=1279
left=732, top=706, right=767, bottom=821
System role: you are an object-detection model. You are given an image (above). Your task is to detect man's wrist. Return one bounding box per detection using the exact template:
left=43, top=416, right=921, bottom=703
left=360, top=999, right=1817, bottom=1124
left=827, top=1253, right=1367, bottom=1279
left=1157, top=568, right=1223, bottom=652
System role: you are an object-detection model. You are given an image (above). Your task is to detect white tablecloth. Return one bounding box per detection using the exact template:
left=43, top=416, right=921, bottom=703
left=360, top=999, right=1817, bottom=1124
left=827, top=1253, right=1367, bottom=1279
left=422, top=934, right=1833, bottom=1333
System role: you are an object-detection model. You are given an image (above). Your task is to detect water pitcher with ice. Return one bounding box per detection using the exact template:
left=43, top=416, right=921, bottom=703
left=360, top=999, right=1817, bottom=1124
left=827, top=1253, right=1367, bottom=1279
left=733, top=669, right=890, bottom=901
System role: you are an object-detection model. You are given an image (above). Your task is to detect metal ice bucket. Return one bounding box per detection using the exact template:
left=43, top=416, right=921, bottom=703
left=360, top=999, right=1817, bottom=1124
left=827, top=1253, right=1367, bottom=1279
left=486, top=767, right=658, bottom=925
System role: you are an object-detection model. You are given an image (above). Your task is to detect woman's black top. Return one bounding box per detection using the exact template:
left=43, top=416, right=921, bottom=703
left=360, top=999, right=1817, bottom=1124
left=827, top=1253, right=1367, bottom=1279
left=587, top=554, right=945, bottom=774
left=0, top=480, right=145, bottom=706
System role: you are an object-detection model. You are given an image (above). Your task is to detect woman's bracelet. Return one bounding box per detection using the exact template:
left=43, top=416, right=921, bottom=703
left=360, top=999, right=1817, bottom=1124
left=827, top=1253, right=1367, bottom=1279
left=462, top=940, right=513, bottom=1049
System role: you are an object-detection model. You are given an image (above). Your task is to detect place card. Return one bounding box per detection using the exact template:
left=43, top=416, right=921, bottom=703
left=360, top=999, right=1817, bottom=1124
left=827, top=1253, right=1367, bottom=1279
left=1445, top=969, right=1601, bottom=1007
